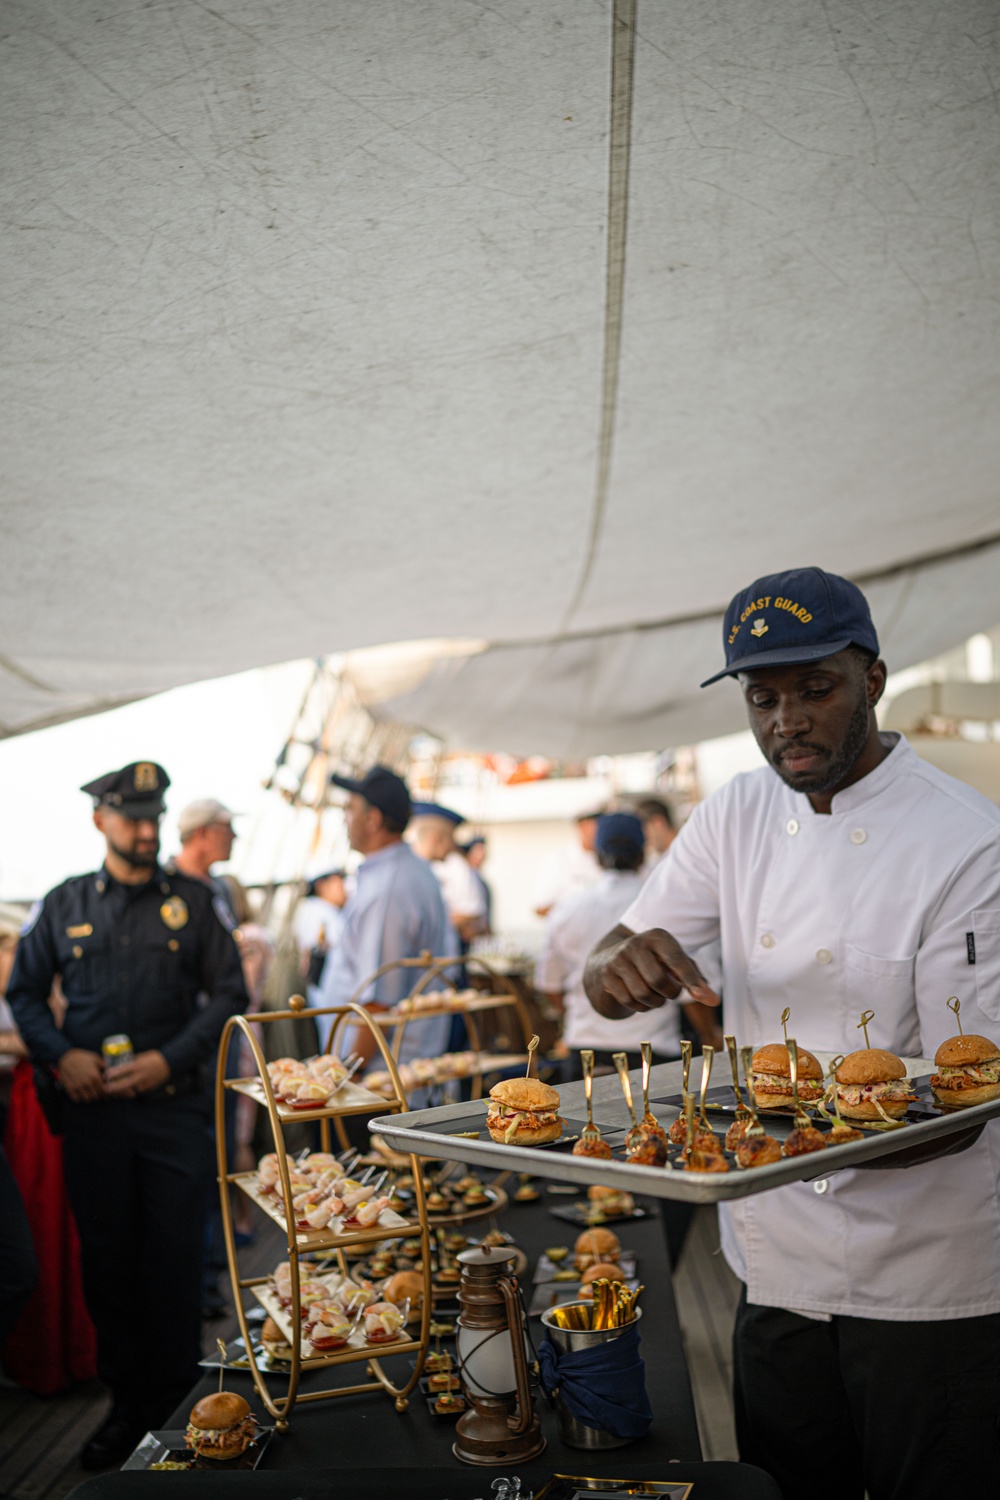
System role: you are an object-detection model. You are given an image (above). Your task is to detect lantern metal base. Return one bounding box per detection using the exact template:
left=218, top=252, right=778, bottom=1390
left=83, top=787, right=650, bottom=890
left=452, top=1398, right=545, bottom=1466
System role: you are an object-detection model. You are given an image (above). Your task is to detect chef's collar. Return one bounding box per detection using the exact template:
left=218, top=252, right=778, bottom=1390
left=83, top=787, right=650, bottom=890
left=95, top=863, right=169, bottom=897
left=795, top=732, right=906, bottom=816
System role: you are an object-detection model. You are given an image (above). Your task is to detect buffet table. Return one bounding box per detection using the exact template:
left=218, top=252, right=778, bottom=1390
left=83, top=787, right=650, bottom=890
left=65, top=1194, right=776, bottom=1497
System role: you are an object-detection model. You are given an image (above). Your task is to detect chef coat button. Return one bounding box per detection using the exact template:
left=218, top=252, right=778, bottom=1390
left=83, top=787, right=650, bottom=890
left=814, top=1179, right=829, bottom=1195
left=72, top=945, right=83, bottom=959
left=816, top=948, right=833, bottom=965
left=96, top=880, right=105, bottom=893
left=760, top=933, right=776, bottom=949
left=786, top=818, right=799, bottom=835
left=850, top=828, right=867, bottom=844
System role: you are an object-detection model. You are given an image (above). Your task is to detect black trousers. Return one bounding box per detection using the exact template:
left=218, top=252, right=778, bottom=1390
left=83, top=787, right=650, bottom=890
left=0, top=1144, right=37, bottom=1347
left=62, top=1095, right=210, bottom=1422
left=733, top=1286, right=1000, bottom=1500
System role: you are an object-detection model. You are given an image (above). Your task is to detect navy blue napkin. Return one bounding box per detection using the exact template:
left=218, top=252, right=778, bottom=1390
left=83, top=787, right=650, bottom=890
left=538, top=1321, right=652, bottom=1439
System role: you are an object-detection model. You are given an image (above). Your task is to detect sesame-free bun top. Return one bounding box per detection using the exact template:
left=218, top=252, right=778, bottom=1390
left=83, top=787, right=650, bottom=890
left=573, top=1227, right=620, bottom=1257
left=579, top=1261, right=623, bottom=1286
left=190, top=1392, right=251, bottom=1430
left=489, top=1077, right=560, bottom=1111
left=835, top=1048, right=906, bottom=1085
left=934, top=1033, right=1000, bottom=1068
left=383, top=1270, right=424, bottom=1306
left=751, top=1043, right=822, bottom=1080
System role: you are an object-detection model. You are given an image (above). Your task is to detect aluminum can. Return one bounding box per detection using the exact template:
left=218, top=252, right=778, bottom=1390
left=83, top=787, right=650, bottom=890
left=102, top=1034, right=133, bottom=1068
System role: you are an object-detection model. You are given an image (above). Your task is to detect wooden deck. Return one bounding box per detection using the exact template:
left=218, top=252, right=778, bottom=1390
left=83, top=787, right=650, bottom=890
left=0, top=1205, right=740, bottom=1496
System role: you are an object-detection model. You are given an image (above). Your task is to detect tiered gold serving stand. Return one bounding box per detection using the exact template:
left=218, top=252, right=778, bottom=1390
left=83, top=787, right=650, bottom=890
left=214, top=998, right=432, bottom=1430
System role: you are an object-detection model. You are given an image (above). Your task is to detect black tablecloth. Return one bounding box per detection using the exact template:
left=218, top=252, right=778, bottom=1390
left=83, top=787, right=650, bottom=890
left=70, top=1460, right=781, bottom=1498
left=76, top=1192, right=725, bottom=1492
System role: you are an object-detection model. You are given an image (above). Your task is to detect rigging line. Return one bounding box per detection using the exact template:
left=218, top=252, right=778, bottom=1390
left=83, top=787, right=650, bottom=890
left=486, top=525, right=1000, bottom=654
left=558, top=0, right=637, bottom=632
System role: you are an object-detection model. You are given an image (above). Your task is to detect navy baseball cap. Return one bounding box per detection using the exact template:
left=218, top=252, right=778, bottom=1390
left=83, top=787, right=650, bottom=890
left=330, top=764, right=412, bottom=829
left=596, top=812, right=645, bottom=860
left=410, top=801, right=464, bottom=826
left=700, top=567, right=880, bottom=686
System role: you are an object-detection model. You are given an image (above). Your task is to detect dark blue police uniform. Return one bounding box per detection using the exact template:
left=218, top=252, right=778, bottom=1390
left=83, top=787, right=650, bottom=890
left=8, top=764, right=248, bottom=1435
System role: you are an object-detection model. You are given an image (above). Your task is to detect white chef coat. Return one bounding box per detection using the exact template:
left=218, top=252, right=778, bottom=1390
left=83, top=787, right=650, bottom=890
left=433, top=849, right=488, bottom=923
left=621, top=734, right=1000, bottom=1321
left=538, top=871, right=682, bottom=1054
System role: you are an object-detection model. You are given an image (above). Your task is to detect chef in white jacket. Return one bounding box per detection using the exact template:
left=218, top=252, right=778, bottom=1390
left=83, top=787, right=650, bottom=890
left=584, top=566, right=1000, bottom=1500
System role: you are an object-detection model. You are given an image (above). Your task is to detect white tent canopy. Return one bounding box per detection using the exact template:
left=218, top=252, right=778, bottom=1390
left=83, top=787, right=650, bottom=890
left=3, top=1, right=999, bottom=750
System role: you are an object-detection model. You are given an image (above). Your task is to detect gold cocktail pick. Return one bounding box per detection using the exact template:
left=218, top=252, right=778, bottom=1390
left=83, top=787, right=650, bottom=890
left=725, top=1034, right=752, bottom=1121
left=612, top=1052, right=645, bottom=1153
left=698, top=1044, right=715, bottom=1131
left=780, top=1007, right=791, bottom=1045
left=947, top=996, right=963, bottom=1035
left=575, top=1049, right=607, bottom=1153
left=681, top=1038, right=692, bottom=1094
left=525, top=1034, right=539, bottom=1079
left=740, top=1045, right=765, bottom=1137
left=216, top=1337, right=227, bottom=1395
left=857, top=1010, right=875, bottom=1048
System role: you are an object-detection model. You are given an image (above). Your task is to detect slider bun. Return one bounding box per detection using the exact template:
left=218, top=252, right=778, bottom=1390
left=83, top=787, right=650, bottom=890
left=573, top=1227, right=620, bottom=1258
left=751, top=1043, right=823, bottom=1079
left=486, top=1115, right=563, bottom=1145
left=835, top=1048, right=906, bottom=1086
left=750, top=1087, right=796, bottom=1110
left=934, top=1034, right=1000, bottom=1068
left=837, top=1096, right=908, bottom=1121
left=488, top=1077, right=561, bottom=1111
left=579, top=1261, right=623, bottom=1287
left=931, top=1080, right=1000, bottom=1109
left=190, top=1392, right=251, bottom=1429
left=383, top=1271, right=424, bottom=1306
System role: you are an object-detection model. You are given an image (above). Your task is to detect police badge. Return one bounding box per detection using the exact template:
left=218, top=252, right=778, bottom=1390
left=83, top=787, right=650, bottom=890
left=160, top=895, right=189, bottom=930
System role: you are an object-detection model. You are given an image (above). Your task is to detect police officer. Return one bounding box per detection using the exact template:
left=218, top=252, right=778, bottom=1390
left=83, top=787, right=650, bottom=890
left=8, top=762, right=248, bottom=1469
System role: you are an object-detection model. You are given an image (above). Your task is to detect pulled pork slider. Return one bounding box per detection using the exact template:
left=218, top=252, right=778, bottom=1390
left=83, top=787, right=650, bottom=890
left=834, top=1048, right=915, bottom=1120
left=261, top=1317, right=293, bottom=1361
left=486, top=1077, right=564, bottom=1145
left=579, top=1261, right=624, bottom=1298
left=930, top=1034, right=1000, bottom=1108
left=750, top=1043, right=825, bottom=1109
left=186, top=1392, right=255, bottom=1460
left=573, top=1227, right=621, bottom=1273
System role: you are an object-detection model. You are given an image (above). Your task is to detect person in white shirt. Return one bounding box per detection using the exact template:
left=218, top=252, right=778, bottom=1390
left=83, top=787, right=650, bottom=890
left=409, top=802, right=488, bottom=948
left=635, top=797, right=676, bottom=872
left=533, top=809, right=603, bottom=918
left=294, top=869, right=348, bottom=976
left=584, top=566, right=1000, bottom=1500
left=538, top=813, right=684, bottom=1075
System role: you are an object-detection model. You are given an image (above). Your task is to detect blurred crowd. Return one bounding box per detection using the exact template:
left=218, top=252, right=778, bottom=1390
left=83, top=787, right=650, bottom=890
left=0, top=757, right=693, bottom=1468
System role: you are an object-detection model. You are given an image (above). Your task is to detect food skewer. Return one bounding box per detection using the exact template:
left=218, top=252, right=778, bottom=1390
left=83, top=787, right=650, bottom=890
left=780, top=1007, right=791, bottom=1044
left=781, top=1039, right=827, bottom=1157
left=525, top=1034, right=539, bottom=1079
left=683, top=1090, right=728, bottom=1173
left=573, top=1049, right=613, bottom=1159
left=947, top=995, right=963, bottom=1034
left=668, top=1040, right=694, bottom=1145
left=698, top=1045, right=718, bottom=1134
left=818, top=1057, right=866, bottom=1144
left=613, top=1052, right=646, bottom=1154
left=857, top=1009, right=876, bottom=1049
left=724, top=1034, right=754, bottom=1150
left=733, top=1046, right=782, bottom=1168
left=640, top=1041, right=667, bottom=1140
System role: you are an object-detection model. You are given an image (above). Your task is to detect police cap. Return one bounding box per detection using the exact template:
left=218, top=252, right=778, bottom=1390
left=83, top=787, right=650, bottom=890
left=81, top=762, right=169, bottom=819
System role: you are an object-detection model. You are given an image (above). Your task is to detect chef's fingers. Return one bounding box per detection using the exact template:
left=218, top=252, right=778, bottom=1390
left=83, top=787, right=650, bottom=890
left=602, top=960, right=667, bottom=1012
left=643, top=930, right=717, bottom=1002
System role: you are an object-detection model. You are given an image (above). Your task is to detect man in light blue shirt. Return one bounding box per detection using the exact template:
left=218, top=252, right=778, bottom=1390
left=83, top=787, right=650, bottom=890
left=313, top=765, right=454, bottom=1066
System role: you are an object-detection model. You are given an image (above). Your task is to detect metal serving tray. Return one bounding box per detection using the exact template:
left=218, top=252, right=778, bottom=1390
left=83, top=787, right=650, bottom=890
left=369, top=1055, right=1000, bottom=1204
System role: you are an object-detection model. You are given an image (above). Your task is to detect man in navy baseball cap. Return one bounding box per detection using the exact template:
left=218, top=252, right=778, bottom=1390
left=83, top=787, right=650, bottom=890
left=701, top=566, right=879, bottom=685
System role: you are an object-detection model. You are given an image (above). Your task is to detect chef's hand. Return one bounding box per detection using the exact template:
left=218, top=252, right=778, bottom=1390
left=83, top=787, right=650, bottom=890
left=57, top=1048, right=106, bottom=1103
left=584, top=924, right=721, bottom=1019
left=103, top=1050, right=171, bottom=1098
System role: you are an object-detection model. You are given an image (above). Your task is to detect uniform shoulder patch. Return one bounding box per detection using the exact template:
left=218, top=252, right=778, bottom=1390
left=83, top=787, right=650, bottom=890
left=213, top=894, right=237, bottom=933
left=20, top=899, right=43, bottom=936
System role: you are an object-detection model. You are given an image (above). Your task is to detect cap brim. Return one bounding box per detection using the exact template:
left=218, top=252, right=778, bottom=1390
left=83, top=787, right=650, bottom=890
left=329, top=773, right=365, bottom=795
left=700, top=639, right=856, bottom=687
left=115, top=800, right=166, bottom=820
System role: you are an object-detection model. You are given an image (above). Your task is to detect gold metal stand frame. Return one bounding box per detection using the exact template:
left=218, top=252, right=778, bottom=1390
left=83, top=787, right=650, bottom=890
left=215, top=999, right=432, bottom=1431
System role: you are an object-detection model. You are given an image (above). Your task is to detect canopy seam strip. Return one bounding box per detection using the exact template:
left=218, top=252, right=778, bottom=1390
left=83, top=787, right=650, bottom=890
left=487, top=526, right=1000, bottom=652
left=558, top=0, right=637, bottom=632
